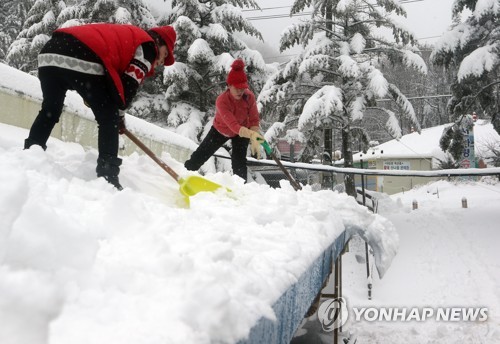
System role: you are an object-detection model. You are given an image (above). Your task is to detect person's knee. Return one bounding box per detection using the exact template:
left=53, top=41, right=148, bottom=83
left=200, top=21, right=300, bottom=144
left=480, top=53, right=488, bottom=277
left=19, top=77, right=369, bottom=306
left=95, top=112, right=120, bottom=140
left=38, top=107, right=63, bottom=125
left=95, top=110, right=119, bottom=126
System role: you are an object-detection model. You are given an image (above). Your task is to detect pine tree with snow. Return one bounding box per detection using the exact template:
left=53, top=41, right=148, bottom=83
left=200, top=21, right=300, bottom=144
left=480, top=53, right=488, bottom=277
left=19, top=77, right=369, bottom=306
left=56, top=0, right=156, bottom=28
left=130, top=0, right=268, bottom=143
left=6, top=0, right=157, bottom=73
left=439, top=117, right=468, bottom=162
left=0, top=0, right=32, bottom=63
left=380, top=46, right=457, bottom=131
left=6, top=0, right=67, bottom=73
left=432, top=0, right=499, bottom=158
left=258, top=0, right=426, bottom=196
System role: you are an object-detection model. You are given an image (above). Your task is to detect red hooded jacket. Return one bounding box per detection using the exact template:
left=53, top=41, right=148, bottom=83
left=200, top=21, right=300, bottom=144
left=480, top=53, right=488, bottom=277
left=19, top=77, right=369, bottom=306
left=56, top=24, right=156, bottom=107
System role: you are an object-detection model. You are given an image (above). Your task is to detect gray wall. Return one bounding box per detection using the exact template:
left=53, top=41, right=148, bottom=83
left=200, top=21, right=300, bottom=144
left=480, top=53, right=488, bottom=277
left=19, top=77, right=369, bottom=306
left=0, top=85, right=195, bottom=163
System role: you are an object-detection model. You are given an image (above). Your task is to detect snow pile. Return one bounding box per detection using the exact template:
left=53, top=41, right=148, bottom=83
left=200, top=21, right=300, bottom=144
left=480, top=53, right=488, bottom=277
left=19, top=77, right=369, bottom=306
left=0, top=123, right=398, bottom=344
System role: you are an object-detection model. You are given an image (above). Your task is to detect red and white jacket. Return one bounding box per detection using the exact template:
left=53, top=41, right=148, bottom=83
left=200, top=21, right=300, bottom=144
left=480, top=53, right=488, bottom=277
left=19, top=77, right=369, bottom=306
left=213, top=89, right=260, bottom=137
left=54, top=24, right=157, bottom=108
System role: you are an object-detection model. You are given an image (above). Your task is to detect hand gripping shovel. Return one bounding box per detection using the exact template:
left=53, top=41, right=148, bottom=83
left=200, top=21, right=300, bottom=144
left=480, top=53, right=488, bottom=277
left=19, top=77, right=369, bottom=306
left=257, top=138, right=302, bottom=191
left=123, top=129, right=224, bottom=200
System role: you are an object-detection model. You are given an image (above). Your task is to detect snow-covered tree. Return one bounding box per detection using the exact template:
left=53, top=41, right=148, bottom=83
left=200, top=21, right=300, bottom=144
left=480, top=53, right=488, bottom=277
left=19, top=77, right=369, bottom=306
left=131, top=0, right=269, bottom=143
left=56, top=0, right=156, bottom=28
left=439, top=113, right=474, bottom=162
left=0, top=0, right=32, bottom=62
left=380, top=47, right=457, bottom=132
left=6, top=0, right=157, bottom=73
left=432, top=0, right=500, bottom=158
left=258, top=0, right=426, bottom=196
left=6, top=0, right=67, bottom=73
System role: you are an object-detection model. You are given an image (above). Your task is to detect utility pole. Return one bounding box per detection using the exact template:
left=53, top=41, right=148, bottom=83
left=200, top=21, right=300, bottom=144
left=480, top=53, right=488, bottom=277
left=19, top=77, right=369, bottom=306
left=324, top=0, right=333, bottom=161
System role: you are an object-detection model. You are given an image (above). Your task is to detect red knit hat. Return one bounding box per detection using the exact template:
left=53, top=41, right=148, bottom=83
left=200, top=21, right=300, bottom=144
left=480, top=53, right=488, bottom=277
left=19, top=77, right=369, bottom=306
left=150, top=26, right=176, bottom=66
left=226, top=59, right=248, bottom=89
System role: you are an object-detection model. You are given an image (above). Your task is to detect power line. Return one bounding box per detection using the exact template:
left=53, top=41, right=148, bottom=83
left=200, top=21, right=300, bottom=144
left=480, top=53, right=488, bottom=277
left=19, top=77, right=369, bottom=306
left=251, top=0, right=439, bottom=59
left=377, top=94, right=452, bottom=101
left=262, top=46, right=437, bottom=62
left=244, top=0, right=425, bottom=13
left=417, top=35, right=442, bottom=41
left=263, top=53, right=298, bottom=60
left=245, top=0, right=426, bottom=21
left=242, top=6, right=292, bottom=12
left=246, top=12, right=311, bottom=21
left=399, top=0, right=426, bottom=4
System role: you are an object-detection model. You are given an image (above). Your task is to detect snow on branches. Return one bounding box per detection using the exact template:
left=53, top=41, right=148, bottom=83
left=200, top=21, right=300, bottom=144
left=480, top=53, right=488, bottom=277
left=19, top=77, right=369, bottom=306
left=187, top=38, right=215, bottom=64
left=432, top=0, right=499, bottom=128
left=458, top=45, right=497, bottom=81
left=402, top=49, right=427, bottom=74
left=299, top=85, right=343, bottom=131
left=212, top=4, right=261, bottom=39
left=264, top=121, right=286, bottom=143
left=368, top=68, right=389, bottom=98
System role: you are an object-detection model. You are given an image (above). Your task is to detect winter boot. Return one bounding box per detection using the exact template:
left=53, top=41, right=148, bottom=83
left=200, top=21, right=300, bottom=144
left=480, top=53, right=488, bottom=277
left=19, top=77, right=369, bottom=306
left=24, top=138, right=47, bottom=150
left=96, top=156, right=123, bottom=190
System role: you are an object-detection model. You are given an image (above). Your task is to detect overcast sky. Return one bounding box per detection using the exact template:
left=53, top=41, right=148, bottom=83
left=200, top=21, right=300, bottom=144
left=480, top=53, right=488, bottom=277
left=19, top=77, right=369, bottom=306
left=146, top=0, right=460, bottom=63
left=245, top=0, right=458, bottom=62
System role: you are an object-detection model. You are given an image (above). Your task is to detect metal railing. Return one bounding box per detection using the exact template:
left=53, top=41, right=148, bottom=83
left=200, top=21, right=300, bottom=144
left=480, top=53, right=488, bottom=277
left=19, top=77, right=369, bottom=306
left=238, top=155, right=500, bottom=192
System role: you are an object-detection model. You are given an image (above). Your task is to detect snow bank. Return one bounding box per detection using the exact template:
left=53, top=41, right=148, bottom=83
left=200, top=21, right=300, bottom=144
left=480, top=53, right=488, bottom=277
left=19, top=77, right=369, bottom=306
left=0, top=123, right=398, bottom=344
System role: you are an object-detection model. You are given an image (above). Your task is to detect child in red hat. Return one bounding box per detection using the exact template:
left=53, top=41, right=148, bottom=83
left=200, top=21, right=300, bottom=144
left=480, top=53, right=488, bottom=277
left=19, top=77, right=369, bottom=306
left=24, top=24, right=176, bottom=190
left=184, top=59, right=264, bottom=182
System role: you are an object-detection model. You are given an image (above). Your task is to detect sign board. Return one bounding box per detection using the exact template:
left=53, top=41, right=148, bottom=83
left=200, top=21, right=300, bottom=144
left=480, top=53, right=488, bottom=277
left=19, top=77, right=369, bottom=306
left=383, top=160, right=410, bottom=171
left=460, top=126, right=476, bottom=169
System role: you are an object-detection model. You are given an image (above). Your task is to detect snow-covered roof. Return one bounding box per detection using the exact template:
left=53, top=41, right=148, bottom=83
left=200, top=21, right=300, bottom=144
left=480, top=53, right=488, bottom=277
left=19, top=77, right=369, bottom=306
left=0, top=61, right=399, bottom=344
left=353, top=120, right=500, bottom=161
left=0, top=122, right=399, bottom=344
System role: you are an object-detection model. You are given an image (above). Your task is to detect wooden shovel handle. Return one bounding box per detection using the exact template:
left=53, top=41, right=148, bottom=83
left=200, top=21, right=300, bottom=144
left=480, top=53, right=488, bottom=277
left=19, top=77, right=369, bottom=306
left=260, top=140, right=302, bottom=191
left=123, top=129, right=180, bottom=182
left=270, top=154, right=303, bottom=191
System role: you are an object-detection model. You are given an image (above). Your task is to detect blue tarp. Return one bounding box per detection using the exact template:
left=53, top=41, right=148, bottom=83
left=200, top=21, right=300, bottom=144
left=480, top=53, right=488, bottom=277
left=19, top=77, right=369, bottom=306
left=240, top=230, right=349, bottom=344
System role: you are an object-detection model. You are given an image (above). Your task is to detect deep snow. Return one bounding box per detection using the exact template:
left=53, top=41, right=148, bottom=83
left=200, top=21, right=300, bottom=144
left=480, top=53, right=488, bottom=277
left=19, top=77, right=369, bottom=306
left=0, top=122, right=397, bottom=344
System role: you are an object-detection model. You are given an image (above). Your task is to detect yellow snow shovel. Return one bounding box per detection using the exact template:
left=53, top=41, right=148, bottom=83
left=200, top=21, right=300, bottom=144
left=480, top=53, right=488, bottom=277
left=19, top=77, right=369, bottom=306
left=123, top=129, right=224, bottom=201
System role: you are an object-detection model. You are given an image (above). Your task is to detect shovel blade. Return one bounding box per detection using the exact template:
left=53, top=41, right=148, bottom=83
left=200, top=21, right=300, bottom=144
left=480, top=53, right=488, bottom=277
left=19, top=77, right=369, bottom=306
left=178, top=175, right=224, bottom=197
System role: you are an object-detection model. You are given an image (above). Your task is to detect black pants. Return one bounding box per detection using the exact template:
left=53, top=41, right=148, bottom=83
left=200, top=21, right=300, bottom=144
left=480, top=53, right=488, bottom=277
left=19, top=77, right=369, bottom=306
left=26, top=66, right=120, bottom=159
left=184, top=126, right=250, bottom=181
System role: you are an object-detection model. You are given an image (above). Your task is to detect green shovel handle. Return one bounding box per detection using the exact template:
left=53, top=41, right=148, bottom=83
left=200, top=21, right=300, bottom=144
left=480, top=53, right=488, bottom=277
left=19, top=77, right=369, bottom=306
left=257, top=138, right=273, bottom=155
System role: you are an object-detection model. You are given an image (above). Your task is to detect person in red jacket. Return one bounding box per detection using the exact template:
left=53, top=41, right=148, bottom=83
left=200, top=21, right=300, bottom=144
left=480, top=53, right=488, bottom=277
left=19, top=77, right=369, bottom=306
left=184, top=59, right=264, bottom=182
left=24, top=23, right=176, bottom=190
